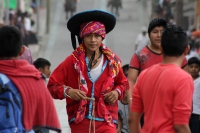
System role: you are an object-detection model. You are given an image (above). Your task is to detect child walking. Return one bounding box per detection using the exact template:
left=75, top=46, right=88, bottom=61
left=188, top=57, right=200, bottom=133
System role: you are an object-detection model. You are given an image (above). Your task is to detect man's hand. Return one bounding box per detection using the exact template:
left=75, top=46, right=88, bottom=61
left=103, top=90, right=119, bottom=104
left=117, top=116, right=123, bottom=133
left=117, top=128, right=121, bottom=133
left=127, top=68, right=139, bottom=106
left=68, top=89, right=87, bottom=101
left=129, top=111, right=142, bottom=133
left=174, top=125, right=191, bottom=133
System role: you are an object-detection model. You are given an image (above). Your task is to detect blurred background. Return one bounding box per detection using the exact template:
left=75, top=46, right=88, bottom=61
left=0, top=0, right=200, bottom=66
left=0, top=0, right=200, bottom=132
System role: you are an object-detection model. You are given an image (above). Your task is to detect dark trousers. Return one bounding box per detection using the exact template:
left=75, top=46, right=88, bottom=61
left=189, top=113, right=200, bottom=133
left=35, top=128, right=49, bottom=133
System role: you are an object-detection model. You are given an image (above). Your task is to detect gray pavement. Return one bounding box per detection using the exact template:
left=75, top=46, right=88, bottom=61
left=30, top=0, right=150, bottom=132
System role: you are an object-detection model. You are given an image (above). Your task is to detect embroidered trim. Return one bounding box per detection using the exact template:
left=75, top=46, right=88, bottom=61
left=69, top=116, right=118, bottom=125
left=115, top=88, right=121, bottom=96
left=63, top=86, right=72, bottom=98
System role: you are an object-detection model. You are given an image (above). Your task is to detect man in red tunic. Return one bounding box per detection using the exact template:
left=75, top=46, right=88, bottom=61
left=48, top=10, right=129, bottom=133
left=0, top=25, right=61, bottom=132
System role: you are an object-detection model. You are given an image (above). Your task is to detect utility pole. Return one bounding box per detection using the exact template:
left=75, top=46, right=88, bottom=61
left=36, top=0, right=40, bottom=34
left=194, top=0, right=200, bottom=30
left=17, top=0, right=20, bottom=10
left=5, top=0, right=10, bottom=25
left=175, top=0, right=183, bottom=26
left=46, top=0, right=50, bottom=34
left=0, top=0, right=4, bottom=22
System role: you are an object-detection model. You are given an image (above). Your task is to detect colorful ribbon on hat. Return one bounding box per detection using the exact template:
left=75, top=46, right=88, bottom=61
left=80, top=21, right=106, bottom=38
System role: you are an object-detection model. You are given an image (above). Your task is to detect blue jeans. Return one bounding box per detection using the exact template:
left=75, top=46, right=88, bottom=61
left=189, top=114, right=200, bottom=133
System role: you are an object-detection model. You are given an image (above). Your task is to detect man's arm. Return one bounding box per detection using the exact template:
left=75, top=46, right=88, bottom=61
left=117, top=115, right=123, bottom=133
left=127, top=68, right=139, bottom=105
left=172, top=77, right=193, bottom=133
left=128, top=111, right=143, bottom=133
left=174, top=125, right=191, bottom=133
left=113, top=65, right=129, bottom=100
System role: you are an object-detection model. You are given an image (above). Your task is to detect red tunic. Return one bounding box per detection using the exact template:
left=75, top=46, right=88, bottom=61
left=0, top=60, right=61, bottom=132
left=48, top=54, right=129, bottom=130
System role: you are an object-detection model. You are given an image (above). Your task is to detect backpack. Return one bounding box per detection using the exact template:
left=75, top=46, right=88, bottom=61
left=0, top=73, right=25, bottom=133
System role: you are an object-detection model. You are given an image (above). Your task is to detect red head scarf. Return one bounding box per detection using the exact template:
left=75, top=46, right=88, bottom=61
left=79, top=21, right=106, bottom=38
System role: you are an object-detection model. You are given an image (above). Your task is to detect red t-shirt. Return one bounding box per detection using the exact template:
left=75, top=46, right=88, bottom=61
left=131, top=64, right=193, bottom=133
left=129, top=46, right=187, bottom=73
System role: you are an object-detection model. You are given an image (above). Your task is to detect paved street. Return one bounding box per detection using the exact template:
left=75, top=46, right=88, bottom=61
left=31, top=0, right=150, bottom=132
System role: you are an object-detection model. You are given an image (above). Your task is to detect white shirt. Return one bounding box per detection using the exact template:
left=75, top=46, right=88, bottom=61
left=186, top=51, right=200, bottom=60
left=193, top=76, right=200, bottom=115
left=90, top=54, right=104, bottom=81
left=25, top=17, right=31, bottom=31
left=135, top=33, right=150, bottom=50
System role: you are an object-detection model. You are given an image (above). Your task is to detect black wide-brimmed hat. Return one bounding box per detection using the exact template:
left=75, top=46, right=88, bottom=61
left=67, top=9, right=116, bottom=49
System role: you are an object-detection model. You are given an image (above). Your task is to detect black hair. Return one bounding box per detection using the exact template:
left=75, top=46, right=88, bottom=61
left=161, top=25, right=188, bottom=56
left=188, top=57, right=200, bottom=66
left=88, top=46, right=103, bottom=71
left=122, top=64, right=129, bottom=77
left=24, top=11, right=28, bottom=17
left=33, top=58, right=51, bottom=69
left=122, top=64, right=129, bottom=73
left=148, top=18, right=167, bottom=34
left=0, top=25, right=22, bottom=58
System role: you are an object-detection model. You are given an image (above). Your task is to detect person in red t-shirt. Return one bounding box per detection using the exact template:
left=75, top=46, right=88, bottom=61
left=129, top=25, right=193, bottom=133
left=127, top=18, right=188, bottom=106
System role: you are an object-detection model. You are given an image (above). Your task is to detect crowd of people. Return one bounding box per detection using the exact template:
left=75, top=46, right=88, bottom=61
left=0, top=5, right=200, bottom=133
left=1, top=0, right=38, bottom=47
